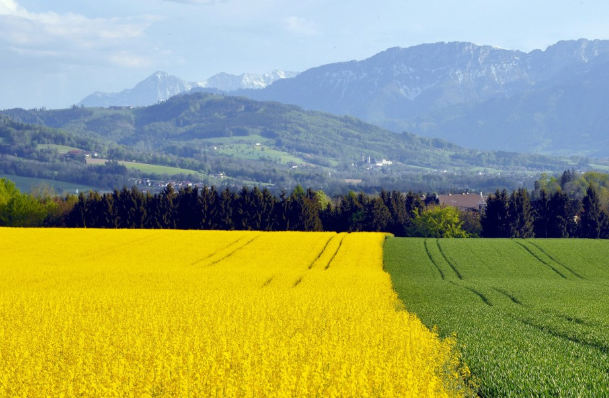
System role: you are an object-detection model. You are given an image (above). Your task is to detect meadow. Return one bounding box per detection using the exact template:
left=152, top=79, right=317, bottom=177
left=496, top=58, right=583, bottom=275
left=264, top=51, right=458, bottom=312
left=384, top=238, right=609, bottom=397
left=86, top=158, right=204, bottom=177
left=0, top=229, right=471, bottom=397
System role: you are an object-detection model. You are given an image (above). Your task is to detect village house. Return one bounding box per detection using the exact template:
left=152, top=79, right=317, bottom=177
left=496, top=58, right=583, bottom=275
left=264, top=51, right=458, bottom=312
left=437, top=192, right=487, bottom=212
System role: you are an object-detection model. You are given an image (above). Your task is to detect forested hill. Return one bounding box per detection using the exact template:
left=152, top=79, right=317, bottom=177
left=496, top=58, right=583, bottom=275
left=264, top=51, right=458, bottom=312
left=0, top=93, right=587, bottom=193
left=3, top=93, right=467, bottom=167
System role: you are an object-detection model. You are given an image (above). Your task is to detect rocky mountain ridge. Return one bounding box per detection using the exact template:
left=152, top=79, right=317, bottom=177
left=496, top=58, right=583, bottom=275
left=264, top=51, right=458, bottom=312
left=79, top=70, right=298, bottom=108
left=240, top=39, right=609, bottom=156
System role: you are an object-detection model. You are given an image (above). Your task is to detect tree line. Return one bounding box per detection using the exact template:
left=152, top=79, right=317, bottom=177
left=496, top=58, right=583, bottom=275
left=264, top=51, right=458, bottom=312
left=4, top=169, right=609, bottom=239
left=64, top=185, right=429, bottom=236
left=481, top=183, right=609, bottom=239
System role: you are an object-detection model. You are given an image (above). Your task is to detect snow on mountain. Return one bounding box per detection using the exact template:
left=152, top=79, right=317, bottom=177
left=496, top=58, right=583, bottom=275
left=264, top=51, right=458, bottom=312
left=78, top=70, right=298, bottom=108
left=242, top=39, right=608, bottom=121
left=202, top=70, right=299, bottom=91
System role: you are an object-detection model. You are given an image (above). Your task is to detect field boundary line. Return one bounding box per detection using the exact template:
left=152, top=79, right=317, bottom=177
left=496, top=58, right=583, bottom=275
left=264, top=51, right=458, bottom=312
left=513, top=241, right=567, bottom=279
left=527, top=240, right=584, bottom=279
left=423, top=239, right=445, bottom=280
left=308, top=234, right=336, bottom=269
left=324, top=234, right=346, bottom=270
left=436, top=240, right=463, bottom=280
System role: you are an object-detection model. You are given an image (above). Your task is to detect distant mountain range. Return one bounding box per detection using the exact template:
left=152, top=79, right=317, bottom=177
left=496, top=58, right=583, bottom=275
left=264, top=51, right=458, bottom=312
left=78, top=70, right=299, bottom=108
left=242, top=39, right=609, bottom=156
left=77, top=39, right=609, bottom=157
left=2, top=93, right=580, bottom=194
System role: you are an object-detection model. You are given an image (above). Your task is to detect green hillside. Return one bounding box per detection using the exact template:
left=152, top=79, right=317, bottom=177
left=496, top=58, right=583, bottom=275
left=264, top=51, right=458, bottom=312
left=0, top=93, right=590, bottom=193
left=385, top=238, right=609, bottom=397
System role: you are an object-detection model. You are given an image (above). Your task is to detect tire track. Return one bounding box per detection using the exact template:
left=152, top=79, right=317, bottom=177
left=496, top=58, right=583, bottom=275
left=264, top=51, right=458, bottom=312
left=436, top=240, right=463, bottom=280
left=423, top=239, right=445, bottom=280
left=515, top=317, right=609, bottom=360
left=449, top=281, right=492, bottom=306
left=195, top=234, right=262, bottom=267
left=513, top=240, right=566, bottom=279
left=527, top=241, right=584, bottom=279
left=492, top=287, right=523, bottom=305
left=261, top=275, right=274, bottom=288
left=308, top=234, right=336, bottom=269
left=324, top=234, right=346, bottom=270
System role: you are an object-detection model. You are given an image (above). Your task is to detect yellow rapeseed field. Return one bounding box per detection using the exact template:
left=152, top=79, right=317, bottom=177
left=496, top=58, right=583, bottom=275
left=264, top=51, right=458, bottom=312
left=0, top=228, right=469, bottom=397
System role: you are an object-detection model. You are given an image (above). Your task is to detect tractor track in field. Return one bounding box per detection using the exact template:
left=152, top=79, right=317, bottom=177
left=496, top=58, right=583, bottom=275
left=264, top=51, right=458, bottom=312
left=515, top=316, right=609, bottom=360
left=492, top=287, right=523, bottom=305
left=423, top=239, right=445, bottom=280
left=308, top=234, right=337, bottom=269
left=448, top=281, right=493, bottom=307
left=436, top=240, right=463, bottom=280
left=513, top=240, right=567, bottom=279
left=193, top=234, right=262, bottom=267
left=324, top=234, right=346, bottom=270
left=527, top=240, right=584, bottom=279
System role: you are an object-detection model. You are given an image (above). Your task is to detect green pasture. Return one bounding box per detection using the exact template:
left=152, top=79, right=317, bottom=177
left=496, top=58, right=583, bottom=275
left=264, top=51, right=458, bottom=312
left=88, top=159, right=203, bottom=178
left=385, top=238, right=609, bottom=397
left=590, top=163, right=609, bottom=172
left=0, top=174, right=97, bottom=194
left=118, top=161, right=203, bottom=177
left=37, top=144, right=83, bottom=154
left=199, top=134, right=271, bottom=145
left=215, top=143, right=305, bottom=165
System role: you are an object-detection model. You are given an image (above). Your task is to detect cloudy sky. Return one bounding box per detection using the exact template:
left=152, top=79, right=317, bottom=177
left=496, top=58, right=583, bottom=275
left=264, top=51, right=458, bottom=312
left=1, top=0, right=608, bottom=109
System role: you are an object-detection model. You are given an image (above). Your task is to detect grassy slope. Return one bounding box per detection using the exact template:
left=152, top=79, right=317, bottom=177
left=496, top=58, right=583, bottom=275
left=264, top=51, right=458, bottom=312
left=0, top=173, right=98, bottom=194
left=85, top=158, right=203, bottom=177
left=1, top=94, right=576, bottom=174
left=384, top=238, right=609, bottom=397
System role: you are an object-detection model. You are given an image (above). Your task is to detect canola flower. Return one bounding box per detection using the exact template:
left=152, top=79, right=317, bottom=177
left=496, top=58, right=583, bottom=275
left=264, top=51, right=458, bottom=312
left=0, top=228, right=470, bottom=397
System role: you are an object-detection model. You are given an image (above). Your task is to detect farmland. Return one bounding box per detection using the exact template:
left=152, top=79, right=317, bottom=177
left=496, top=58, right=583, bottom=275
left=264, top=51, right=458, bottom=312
left=85, top=158, right=204, bottom=178
left=384, top=238, right=609, bottom=397
left=0, top=173, right=98, bottom=194
left=0, top=229, right=470, bottom=397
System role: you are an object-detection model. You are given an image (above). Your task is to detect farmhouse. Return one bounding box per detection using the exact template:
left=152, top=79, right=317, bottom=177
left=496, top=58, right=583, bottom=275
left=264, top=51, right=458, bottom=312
left=437, top=193, right=487, bottom=212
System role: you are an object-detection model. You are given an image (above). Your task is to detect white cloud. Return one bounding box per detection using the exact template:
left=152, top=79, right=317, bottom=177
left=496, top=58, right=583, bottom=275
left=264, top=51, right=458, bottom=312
left=0, top=0, right=160, bottom=68
left=283, top=16, right=318, bottom=36
left=109, top=52, right=154, bottom=68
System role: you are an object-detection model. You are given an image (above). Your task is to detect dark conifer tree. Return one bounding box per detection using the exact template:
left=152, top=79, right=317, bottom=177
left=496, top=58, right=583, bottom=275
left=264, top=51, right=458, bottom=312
left=405, top=192, right=424, bottom=225
left=84, top=191, right=103, bottom=228
left=299, top=188, right=323, bottom=231
left=199, top=186, right=218, bottom=230
left=160, top=185, right=177, bottom=229
left=131, top=187, right=147, bottom=229
left=580, top=186, right=604, bottom=238
left=533, top=189, right=550, bottom=238
left=481, top=189, right=510, bottom=238
left=336, top=191, right=364, bottom=232
left=217, top=187, right=235, bottom=230
left=509, top=188, right=534, bottom=238
left=176, top=186, right=200, bottom=230
left=365, top=196, right=391, bottom=232
left=560, top=169, right=577, bottom=190
left=66, top=192, right=87, bottom=228
left=260, top=188, right=277, bottom=231
left=547, top=191, right=570, bottom=238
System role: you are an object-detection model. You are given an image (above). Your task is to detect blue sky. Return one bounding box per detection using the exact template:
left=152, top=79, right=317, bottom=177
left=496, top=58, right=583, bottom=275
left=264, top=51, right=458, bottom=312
left=1, top=0, right=608, bottom=109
